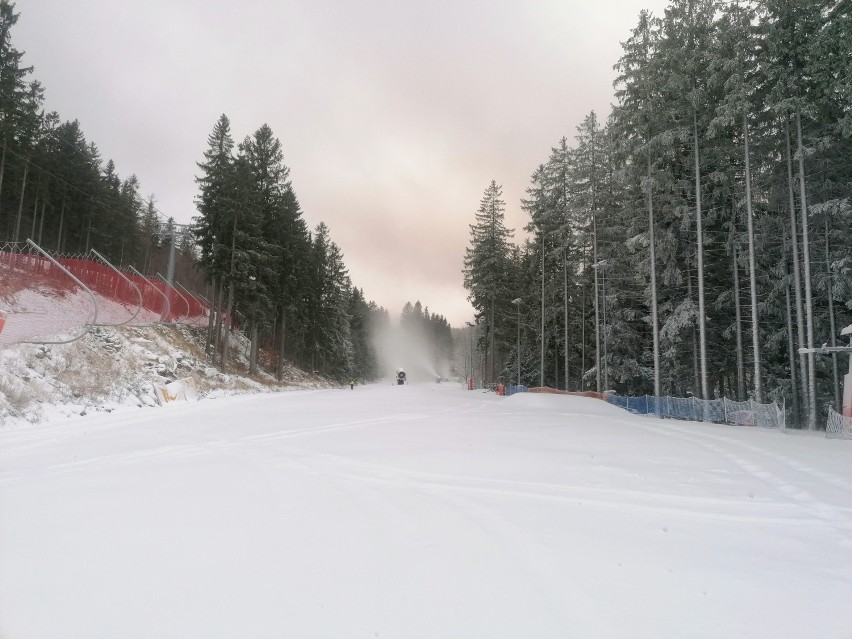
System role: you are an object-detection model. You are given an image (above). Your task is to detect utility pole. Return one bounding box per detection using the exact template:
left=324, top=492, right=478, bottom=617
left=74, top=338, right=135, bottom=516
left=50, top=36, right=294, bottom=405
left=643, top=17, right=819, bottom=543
left=465, top=321, right=475, bottom=388
left=797, top=109, right=817, bottom=429
left=512, top=298, right=522, bottom=387
left=563, top=247, right=569, bottom=391
left=647, top=153, right=661, bottom=402
left=694, top=111, right=709, bottom=399
left=786, top=119, right=808, bottom=422
left=540, top=236, right=545, bottom=388
left=594, top=260, right=609, bottom=391
left=825, top=216, right=841, bottom=412
left=744, top=112, right=762, bottom=403
left=152, top=221, right=191, bottom=286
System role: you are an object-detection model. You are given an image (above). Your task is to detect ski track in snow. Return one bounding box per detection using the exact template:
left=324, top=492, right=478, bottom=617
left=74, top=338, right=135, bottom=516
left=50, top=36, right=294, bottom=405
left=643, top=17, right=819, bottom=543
left=3, top=388, right=849, bottom=531
left=1, top=384, right=851, bottom=638
left=631, top=419, right=852, bottom=535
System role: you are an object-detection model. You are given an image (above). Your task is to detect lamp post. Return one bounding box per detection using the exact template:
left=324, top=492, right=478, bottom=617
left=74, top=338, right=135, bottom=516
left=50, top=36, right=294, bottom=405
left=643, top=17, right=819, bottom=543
left=465, top=321, right=475, bottom=388
left=511, top=298, right=522, bottom=388
left=593, top=260, right=609, bottom=391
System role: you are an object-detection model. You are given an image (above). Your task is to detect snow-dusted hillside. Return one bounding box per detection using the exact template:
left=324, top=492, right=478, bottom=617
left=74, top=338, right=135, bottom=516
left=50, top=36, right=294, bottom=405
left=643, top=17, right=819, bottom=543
left=0, top=323, right=333, bottom=426
left=1, top=384, right=851, bottom=638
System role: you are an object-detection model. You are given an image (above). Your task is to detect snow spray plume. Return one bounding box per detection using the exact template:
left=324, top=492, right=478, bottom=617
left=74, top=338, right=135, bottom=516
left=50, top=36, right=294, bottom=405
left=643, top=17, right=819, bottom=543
left=371, top=316, right=450, bottom=383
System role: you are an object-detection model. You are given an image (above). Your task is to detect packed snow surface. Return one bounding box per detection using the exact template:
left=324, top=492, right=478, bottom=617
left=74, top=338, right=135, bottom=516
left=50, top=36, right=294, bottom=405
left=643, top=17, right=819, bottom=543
left=1, top=384, right=851, bottom=638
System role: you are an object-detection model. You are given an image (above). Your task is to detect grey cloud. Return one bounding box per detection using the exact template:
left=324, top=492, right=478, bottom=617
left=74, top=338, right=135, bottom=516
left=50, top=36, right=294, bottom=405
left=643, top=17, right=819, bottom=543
left=16, top=0, right=670, bottom=325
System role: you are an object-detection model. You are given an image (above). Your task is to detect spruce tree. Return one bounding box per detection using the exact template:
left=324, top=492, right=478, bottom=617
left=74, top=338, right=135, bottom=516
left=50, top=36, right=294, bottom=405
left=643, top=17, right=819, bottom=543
left=463, top=180, right=515, bottom=385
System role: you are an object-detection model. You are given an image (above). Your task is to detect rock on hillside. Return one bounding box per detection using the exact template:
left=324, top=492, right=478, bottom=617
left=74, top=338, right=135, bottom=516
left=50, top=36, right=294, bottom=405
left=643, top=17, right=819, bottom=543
left=0, top=324, right=335, bottom=426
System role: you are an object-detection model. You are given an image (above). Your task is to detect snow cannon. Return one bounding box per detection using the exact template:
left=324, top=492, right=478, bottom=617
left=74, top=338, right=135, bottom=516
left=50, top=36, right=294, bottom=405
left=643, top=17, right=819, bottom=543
left=396, top=369, right=407, bottom=385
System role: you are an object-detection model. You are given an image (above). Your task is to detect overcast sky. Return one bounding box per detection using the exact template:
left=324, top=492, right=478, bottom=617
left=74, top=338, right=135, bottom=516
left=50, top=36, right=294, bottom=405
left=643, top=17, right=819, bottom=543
left=16, top=0, right=669, bottom=326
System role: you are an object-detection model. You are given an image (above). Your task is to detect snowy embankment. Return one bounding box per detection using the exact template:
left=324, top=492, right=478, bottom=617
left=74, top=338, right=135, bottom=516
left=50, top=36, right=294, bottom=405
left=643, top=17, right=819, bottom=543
left=0, top=276, right=296, bottom=425
left=1, top=384, right=851, bottom=638
left=0, top=323, right=331, bottom=425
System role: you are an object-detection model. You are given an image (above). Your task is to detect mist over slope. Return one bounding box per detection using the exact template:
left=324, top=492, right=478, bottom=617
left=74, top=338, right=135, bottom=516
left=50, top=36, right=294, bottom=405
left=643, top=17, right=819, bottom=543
left=371, top=302, right=454, bottom=383
left=372, top=324, right=448, bottom=382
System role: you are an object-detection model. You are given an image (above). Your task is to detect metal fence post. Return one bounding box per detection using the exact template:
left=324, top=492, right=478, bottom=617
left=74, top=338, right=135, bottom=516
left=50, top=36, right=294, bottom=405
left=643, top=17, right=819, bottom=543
left=22, top=239, right=99, bottom=345
left=90, top=248, right=142, bottom=326
left=129, top=265, right=170, bottom=323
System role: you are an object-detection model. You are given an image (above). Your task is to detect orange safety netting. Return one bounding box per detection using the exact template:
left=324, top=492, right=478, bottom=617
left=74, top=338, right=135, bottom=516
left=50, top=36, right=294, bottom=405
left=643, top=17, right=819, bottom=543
left=0, top=248, right=210, bottom=345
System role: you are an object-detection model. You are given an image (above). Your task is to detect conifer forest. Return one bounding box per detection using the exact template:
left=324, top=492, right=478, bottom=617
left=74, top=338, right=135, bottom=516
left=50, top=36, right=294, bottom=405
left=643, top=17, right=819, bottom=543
left=463, top=0, right=851, bottom=428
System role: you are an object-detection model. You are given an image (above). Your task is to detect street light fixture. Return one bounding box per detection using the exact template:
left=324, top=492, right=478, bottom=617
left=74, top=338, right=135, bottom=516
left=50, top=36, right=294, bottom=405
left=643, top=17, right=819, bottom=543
left=511, top=298, right=522, bottom=388
left=465, top=321, right=475, bottom=388
left=593, top=260, right=609, bottom=391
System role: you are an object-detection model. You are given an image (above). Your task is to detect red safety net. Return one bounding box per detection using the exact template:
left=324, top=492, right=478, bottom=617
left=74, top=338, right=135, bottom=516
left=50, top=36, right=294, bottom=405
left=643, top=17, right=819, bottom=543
left=0, top=248, right=210, bottom=345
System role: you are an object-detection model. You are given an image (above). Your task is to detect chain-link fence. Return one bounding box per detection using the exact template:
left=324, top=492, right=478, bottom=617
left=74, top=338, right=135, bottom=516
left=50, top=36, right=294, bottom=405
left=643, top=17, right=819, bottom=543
left=606, top=394, right=786, bottom=429
left=826, top=407, right=852, bottom=439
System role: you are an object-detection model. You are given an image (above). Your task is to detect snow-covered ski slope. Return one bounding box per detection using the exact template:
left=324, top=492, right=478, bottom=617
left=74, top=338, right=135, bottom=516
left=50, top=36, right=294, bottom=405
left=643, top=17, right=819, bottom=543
left=2, top=383, right=851, bottom=638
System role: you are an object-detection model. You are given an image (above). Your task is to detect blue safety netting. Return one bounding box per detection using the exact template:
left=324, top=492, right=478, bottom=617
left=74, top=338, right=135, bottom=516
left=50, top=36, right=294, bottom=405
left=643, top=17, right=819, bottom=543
left=605, top=394, right=785, bottom=429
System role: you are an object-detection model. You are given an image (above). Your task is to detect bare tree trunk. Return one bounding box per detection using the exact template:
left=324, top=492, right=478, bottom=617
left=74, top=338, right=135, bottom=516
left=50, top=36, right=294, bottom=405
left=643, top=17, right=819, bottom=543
left=540, top=241, right=545, bottom=388
left=205, top=276, right=216, bottom=358
left=29, top=187, right=39, bottom=239
left=694, top=111, right=709, bottom=398
left=554, top=339, right=559, bottom=390
left=580, top=244, right=586, bottom=391
left=687, top=261, right=700, bottom=397
left=37, top=199, right=46, bottom=245
left=786, top=282, right=799, bottom=424
left=490, top=295, right=495, bottom=385
left=221, top=213, right=239, bottom=374
left=277, top=306, right=286, bottom=382
left=601, top=265, right=608, bottom=391
left=212, top=279, right=224, bottom=366
left=56, top=191, right=66, bottom=252
left=647, top=153, right=661, bottom=402
left=590, top=116, right=600, bottom=392
left=743, top=112, right=762, bottom=402
left=796, top=108, right=817, bottom=428
left=783, top=228, right=799, bottom=424
left=13, top=158, right=28, bottom=242
left=563, top=247, right=569, bottom=391
left=221, top=277, right=234, bottom=373
left=0, top=137, right=7, bottom=230
left=249, top=323, right=258, bottom=375
left=733, top=244, right=745, bottom=401
left=825, top=216, right=840, bottom=412
left=593, top=209, right=601, bottom=393
left=786, top=118, right=808, bottom=421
